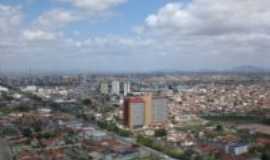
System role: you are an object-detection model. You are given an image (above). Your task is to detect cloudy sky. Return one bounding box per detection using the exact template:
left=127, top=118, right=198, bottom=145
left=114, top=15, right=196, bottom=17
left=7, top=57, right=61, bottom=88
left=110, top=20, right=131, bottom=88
left=0, top=0, right=269, bottom=73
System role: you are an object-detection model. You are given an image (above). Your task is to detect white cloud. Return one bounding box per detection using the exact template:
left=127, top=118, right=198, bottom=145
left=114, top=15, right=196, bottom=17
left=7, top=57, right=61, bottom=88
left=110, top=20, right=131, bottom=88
left=144, top=0, right=270, bottom=36
left=3, top=0, right=270, bottom=72
left=141, top=0, right=270, bottom=55
left=23, top=30, right=57, bottom=41
left=35, top=9, right=78, bottom=30
left=0, top=5, right=22, bottom=36
left=65, top=35, right=155, bottom=51
left=0, top=4, right=23, bottom=53
left=59, top=0, right=127, bottom=12
left=27, top=0, right=128, bottom=33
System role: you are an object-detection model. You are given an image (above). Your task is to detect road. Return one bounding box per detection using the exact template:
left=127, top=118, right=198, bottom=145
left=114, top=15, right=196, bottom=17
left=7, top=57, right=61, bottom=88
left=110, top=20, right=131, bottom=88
left=0, top=139, right=12, bottom=160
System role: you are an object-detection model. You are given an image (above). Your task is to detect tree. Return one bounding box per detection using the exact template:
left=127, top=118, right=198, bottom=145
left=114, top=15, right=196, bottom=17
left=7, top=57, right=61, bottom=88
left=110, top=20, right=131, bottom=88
left=216, top=124, right=224, bottom=132
left=166, top=148, right=184, bottom=159
left=1, top=92, right=13, bottom=101
left=82, top=98, right=92, bottom=106
left=42, top=131, right=56, bottom=139
left=32, top=120, right=42, bottom=133
left=205, top=155, right=218, bottom=160
left=22, top=128, right=33, bottom=138
left=17, top=105, right=30, bottom=112
left=261, top=151, right=270, bottom=160
left=154, top=129, right=167, bottom=137
left=0, top=127, right=18, bottom=136
left=137, top=135, right=153, bottom=147
left=118, top=128, right=131, bottom=137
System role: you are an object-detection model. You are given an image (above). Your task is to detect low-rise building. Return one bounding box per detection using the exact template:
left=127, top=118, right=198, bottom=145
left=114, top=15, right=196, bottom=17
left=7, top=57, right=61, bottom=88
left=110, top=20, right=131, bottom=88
left=225, top=143, right=249, bottom=156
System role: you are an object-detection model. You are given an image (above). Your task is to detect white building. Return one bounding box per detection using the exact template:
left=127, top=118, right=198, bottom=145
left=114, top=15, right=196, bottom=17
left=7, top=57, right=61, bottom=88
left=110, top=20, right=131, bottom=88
left=0, top=86, right=8, bottom=92
left=225, top=143, right=249, bottom=156
left=22, top=85, right=37, bottom=92
left=111, top=81, right=120, bottom=95
left=123, top=82, right=131, bottom=96
left=100, top=81, right=109, bottom=95
left=91, top=130, right=107, bottom=141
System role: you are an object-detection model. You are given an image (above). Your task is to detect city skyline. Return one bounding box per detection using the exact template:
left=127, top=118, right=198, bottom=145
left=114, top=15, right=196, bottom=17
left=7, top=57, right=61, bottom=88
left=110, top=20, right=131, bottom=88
left=0, top=0, right=270, bottom=73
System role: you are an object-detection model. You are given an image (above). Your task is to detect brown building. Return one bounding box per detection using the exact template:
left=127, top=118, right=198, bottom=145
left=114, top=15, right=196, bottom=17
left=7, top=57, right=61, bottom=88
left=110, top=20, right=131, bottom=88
left=124, top=94, right=168, bottom=129
left=124, top=97, right=145, bottom=129
left=142, top=94, right=152, bottom=126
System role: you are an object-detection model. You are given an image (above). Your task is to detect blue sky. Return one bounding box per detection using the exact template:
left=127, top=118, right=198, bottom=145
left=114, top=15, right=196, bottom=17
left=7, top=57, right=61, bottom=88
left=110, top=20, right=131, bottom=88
left=0, top=0, right=269, bottom=73
left=2, top=0, right=172, bottom=35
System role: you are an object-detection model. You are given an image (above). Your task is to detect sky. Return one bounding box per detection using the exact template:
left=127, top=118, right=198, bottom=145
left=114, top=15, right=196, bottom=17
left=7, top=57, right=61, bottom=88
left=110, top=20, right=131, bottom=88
left=0, top=0, right=270, bottom=73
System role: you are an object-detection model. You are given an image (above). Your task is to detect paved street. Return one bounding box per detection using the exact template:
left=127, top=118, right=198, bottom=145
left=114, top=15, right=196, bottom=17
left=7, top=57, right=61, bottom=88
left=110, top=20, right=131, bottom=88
left=0, top=139, right=12, bottom=160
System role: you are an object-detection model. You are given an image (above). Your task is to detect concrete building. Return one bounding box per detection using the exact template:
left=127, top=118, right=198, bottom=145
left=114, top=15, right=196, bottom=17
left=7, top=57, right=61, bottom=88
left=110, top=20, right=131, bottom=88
left=225, top=143, right=249, bottom=156
left=100, top=81, right=109, bottom=95
left=123, top=82, right=131, bottom=96
left=152, top=97, right=168, bottom=123
left=22, top=85, right=37, bottom=92
left=142, top=94, right=152, bottom=126
left=0, top=86, right=8, bottom=92
left=124, top=97, right=145, bottom=128
left=91, top=130, right=108, bottom=141
left=111, top=81, right=120, bottom=95
left=124, top=94, right=168, bottom=129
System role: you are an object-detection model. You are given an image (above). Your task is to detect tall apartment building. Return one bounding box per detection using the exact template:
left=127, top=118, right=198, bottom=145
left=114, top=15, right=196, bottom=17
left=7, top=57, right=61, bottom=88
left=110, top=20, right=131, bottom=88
left=152, top=97, right=168, bottom=123
left=124, top=97, right=145, bottom=128
left=142, top=94, right=152, bottom=126
left=123, top=82, right=131, bottom=96
left=111, top=80, right=120, bottom=95
left=100, top=81, right=109, bottom=95
left=123, top=94, right=168, bottom=129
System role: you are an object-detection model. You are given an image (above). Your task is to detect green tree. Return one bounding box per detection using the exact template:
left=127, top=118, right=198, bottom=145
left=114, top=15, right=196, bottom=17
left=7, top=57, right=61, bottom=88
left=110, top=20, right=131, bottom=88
left=22, top=128, right=33, bottom=138
left=154, top=129, right=167, bottom=137
left=262, top=151, right=270, bottom=160
left=137, top=135, right=154, bottom=146
left=166, top=148, right=184, bottom=159
left=82, top=98, right=92, bottom=106
left=216, top=124, right=224, bottom=132
left=0, top=127, right=18, bottom=136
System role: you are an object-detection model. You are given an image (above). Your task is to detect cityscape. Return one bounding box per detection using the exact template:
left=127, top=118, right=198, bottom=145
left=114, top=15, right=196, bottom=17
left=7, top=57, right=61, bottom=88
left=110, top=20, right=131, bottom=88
left=1, top=0, right=270, bottom=160
left=0, top=72, right=270, bottom=160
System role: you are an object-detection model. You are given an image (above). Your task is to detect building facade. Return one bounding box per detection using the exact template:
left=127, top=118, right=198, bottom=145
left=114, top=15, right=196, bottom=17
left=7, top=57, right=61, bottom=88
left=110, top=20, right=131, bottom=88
left=124, top=94, right=168, bottom=129
left=142, top=94, right=152, bottom=126
left=111, top=81, right=120, bottom=95
left=100, top=81, right=109, bottom=95
left=123, top=82, right=131, bottom=96
left=124, top=97, right=145, bottom=128
left=152, top=97, right=168, bottom=123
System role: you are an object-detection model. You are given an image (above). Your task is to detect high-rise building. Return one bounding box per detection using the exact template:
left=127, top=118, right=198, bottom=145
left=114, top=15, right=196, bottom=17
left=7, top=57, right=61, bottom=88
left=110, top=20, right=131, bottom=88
left=111, top=80, right=120, bottom=95
left=123, top=82, right=131, bottom=96
left=124, top=94, right=168, bottom=129
left=142, top=94, right=152, bottom=126
left=124, top=97, right=145, bottom=128
left=152, top=97, right=168, bottom=123
left=100, top=81, right=109, bottom=95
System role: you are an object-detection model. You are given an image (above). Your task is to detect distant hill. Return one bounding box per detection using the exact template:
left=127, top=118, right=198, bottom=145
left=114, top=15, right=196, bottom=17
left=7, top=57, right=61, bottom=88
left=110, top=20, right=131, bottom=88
left=230, top=65, right=268, bottom=73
